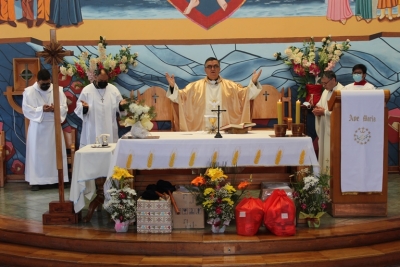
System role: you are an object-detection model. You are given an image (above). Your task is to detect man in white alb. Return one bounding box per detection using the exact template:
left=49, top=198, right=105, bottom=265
left=165, top=57, right=262, bottom=131
left=312, top=71, right=344, bottom=174
left=23, top=69, right=69, bottom=191
left=75, top=68, right=126, bottom=148
left=343, top=64, right=376, bottom=90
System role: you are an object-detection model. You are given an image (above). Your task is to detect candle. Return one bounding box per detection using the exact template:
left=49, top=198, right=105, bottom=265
left=277, top=99, right=283, bottom=125
left=296, top=100, right=301, bottom=124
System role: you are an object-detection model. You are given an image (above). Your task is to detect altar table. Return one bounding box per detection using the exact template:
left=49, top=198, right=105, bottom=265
left=111, top=131, right=319, bottom=172
left=70, top=143, right=116, bottom=213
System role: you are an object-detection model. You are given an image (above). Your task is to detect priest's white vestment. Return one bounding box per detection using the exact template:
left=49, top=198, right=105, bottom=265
left=167, top=77, right=261, bottom=131
left=22, top=83, right=68, bottom=185
left=75, top=83, right=123, bottom=148
left=343, top=82, right=375, bottom=90
left=315, top=82, right=344, bottom=173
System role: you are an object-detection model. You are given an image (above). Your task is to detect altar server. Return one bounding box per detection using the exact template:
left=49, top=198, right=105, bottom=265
left=23, top=69, right=69, bottom=191
left=343, top=64, right=376, bottom=90
left=165, top=57, right=262, bottom=131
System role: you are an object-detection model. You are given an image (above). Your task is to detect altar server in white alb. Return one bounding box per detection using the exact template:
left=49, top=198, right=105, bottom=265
left=23, top=69, right=69, bottom=191
left=343, top=64, right=376, bottom=90
left=165, top=57, right=262, bottom=131
left=75, top=68, right=126, bottom=148
left=312, top=71, right=344, bottom=174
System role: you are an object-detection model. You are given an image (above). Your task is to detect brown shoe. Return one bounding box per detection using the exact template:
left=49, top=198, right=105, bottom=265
left=8, top=21, right=17, bottom=27
left=27, top=19, right=33, bottom=28
left=0, top=20, right=5, bottom=25
left=17, top=17, right=27, bottom=22
left=36, top=18, right=45, bottom=27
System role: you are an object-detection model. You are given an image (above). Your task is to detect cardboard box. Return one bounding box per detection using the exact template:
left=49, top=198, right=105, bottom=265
left=136, top=196, right=172, bottom=233
left=260, top=182, right=293, bottom=201
left=172, top=191, right=205, bottom=229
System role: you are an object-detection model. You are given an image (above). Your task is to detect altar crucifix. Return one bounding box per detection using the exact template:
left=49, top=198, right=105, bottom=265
left=36, top=29, right=78, bottom=224
left=211, top=105, right=226, bottom=138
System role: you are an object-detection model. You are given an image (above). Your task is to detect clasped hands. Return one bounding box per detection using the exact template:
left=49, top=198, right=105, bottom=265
left=312, top=106, right=325, bottom=116
left=43, top=104, right=54, bottom=112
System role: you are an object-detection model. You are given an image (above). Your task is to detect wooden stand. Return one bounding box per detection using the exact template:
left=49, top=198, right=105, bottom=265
left=327, top=90, right=390, bottom=217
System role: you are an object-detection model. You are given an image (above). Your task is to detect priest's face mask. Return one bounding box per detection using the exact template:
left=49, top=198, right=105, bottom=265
left=96, top=73, right=109, bottom=89
left=204, top=60, right=220, bottom=81
left=38, top=79, right=51, bottom=91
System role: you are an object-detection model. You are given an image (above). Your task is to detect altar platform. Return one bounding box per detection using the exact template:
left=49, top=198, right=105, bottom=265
left=1, top=174, right=400, bottom=267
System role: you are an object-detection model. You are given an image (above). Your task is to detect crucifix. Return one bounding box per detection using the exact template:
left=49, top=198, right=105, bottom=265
left=152, top=92, right=159, bottom=104
left=19, top=64, right=33, bottom=87
left=211, top=105, right=226, bottom=138
left=36, top=29, right=78, bottom=224
left=263, top=91, right=269, bottom=101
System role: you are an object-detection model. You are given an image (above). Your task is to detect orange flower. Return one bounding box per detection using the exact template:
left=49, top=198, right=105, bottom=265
left=238, top=181, right=250, bottom=190
left=191, top=176, right=206, bottom=186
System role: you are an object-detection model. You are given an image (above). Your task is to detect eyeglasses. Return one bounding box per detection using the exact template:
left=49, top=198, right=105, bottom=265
left=321, top=78, right=332, bottom=86
left=205, top=65, right=220, bottom=70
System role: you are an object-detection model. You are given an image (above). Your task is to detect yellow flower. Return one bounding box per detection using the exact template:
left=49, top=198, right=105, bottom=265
left=206, top=168, right=227, bottom=181
left=224, top=184, right=236, bottom=194
left=204, top=188, right=215, bottom=196
left=112, top=166, right=133, bottom=180
left=202, top=200, right=214, bottom=209
left=222, top=198, right=234, bottom=206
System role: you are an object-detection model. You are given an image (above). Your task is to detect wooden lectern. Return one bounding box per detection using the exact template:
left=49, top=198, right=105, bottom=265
left=327, top=90, right=390, bottom=217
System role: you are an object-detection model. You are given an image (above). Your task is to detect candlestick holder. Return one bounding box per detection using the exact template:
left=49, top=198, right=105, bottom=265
left=274, top=124, right=288, bottom=137
left=291, top=123, right=304, bottom=137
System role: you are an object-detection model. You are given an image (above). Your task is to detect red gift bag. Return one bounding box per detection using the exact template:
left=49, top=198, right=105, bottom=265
left=235, top=197, right=264, bottom=236
left=263, top=189, right=296, bottom=236
left=305, top=84, right=323, bottom=106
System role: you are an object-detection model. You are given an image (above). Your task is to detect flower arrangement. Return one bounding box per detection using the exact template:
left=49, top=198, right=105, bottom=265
left=121, top=100, right=157, bottom=131
left=190, top=167, right=250, bottom=229
left=290, top=168, right=331, bottom=223
left=103, top=166, right=137, bottom=223
left=60, top=36, right=139, bottom=87
left=274, top=35, right=351, bottom=98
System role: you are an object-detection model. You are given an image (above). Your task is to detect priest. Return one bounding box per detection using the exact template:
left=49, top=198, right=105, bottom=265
left=74, top=68, right=126, bottom=148
left=343, top=64, right=376, bottom=90
left=312, top=71, right=343, bottom=174
left=165, top=57, right=262, bottom=131
left=23, top=69, right=69, bottom=191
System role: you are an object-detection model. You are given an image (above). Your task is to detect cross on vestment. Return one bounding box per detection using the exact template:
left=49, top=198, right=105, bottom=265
left=263, top=91, right=269, bottom=101
left=36, top=29, right=74, bottom=202
left=152, top=92, right=159, bottom=104
left=211, top=105, right=226, bottom=138
left=20, top=64, right=33, bottom=87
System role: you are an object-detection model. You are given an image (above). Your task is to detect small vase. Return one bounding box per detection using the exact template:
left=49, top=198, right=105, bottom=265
left=306, top=217, right=321, bottom=228
left=130, top=121, right=150, bottom=139
left=114, top=220, right=130, bottom=232
left=211, top=225, right=226, bottom=233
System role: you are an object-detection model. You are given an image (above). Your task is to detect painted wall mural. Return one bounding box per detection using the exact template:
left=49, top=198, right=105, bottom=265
left=1, top=37, right=400, bottom=176
left=1, top=0, right=400, bottom=30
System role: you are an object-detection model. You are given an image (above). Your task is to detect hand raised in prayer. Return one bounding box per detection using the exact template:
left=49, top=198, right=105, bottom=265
left=165, top=73, right=175, bottom=87
left=251, top=69, right=262, bottom=85
left=81, top=100, right=89, bottom=108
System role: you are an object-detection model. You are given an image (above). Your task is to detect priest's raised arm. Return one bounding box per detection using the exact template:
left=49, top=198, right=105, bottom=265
left=165, top=57, right=262, bottom=131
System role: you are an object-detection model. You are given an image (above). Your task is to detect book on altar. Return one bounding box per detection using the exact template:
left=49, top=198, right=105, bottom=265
left=220, top=122, right=256, bottom=134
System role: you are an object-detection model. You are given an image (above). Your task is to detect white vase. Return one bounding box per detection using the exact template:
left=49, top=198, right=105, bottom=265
left=211, top=224, right=226, bottom=233
left=208, top=218, right=229, bottom=234
left=114, top=220, right=129, bottom=233
left=130, top=121, right=150, bottom=139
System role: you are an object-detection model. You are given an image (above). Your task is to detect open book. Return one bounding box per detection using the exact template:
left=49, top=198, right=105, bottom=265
left=220, top=122, right=256, bottom=134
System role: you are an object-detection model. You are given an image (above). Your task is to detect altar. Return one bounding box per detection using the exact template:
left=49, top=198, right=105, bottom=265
left=71, top=130, right=319, bottom=214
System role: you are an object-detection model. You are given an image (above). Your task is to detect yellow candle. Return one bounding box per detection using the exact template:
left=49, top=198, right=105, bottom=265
left=296, top=100, right=301, bottom=124
left=277, top=99, right=282, bottom=125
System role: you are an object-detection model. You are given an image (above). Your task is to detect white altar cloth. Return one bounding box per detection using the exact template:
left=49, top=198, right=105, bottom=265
left=111, top=131, right=319, bottom=172
left=70, top=143, right=116, bottom=213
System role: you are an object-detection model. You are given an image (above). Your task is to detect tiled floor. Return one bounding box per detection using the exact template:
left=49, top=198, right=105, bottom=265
left=0, top=174, right=399, bottom=231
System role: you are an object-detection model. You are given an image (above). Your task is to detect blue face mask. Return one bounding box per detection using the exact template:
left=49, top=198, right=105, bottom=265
left=353, top=74, right=363, bottom=83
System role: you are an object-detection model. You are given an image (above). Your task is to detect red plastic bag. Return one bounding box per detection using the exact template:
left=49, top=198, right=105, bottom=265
left=235, top=197, right=264, bottom=236
left=305, top=84, right=323, bottom=106
left=263, top=189, right=296, bottom=236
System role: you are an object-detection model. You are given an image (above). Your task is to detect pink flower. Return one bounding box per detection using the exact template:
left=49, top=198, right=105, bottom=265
left=324, top=61, right=336, bottom=71
left=293, top=64, right=305, bottom=76
left=119, top=192, right=126, bottom=199
left=309, top=63, right=321, bottom=76
left=321, top=203, right=327, bottom=209
left=301, top=204, right=307, bottom=210
left=216, top=206, right=222, bottom=215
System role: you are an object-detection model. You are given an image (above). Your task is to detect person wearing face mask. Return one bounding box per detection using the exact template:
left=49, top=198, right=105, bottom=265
left=22, top=69, right=69, bottom=191
left=343, top=64, right=376, bottom=90
left=165, top=57, right=262, bottom=131
left=74, top=68, right=127, bottom=148
left=312, top=71, right=344, bottom=174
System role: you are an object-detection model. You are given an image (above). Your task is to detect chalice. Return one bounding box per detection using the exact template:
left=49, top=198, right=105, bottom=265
left=204, top=115, right=218, bottom=134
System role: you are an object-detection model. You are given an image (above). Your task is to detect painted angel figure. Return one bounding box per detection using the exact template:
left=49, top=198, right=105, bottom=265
left=183, top=0, right=228, bottom=15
